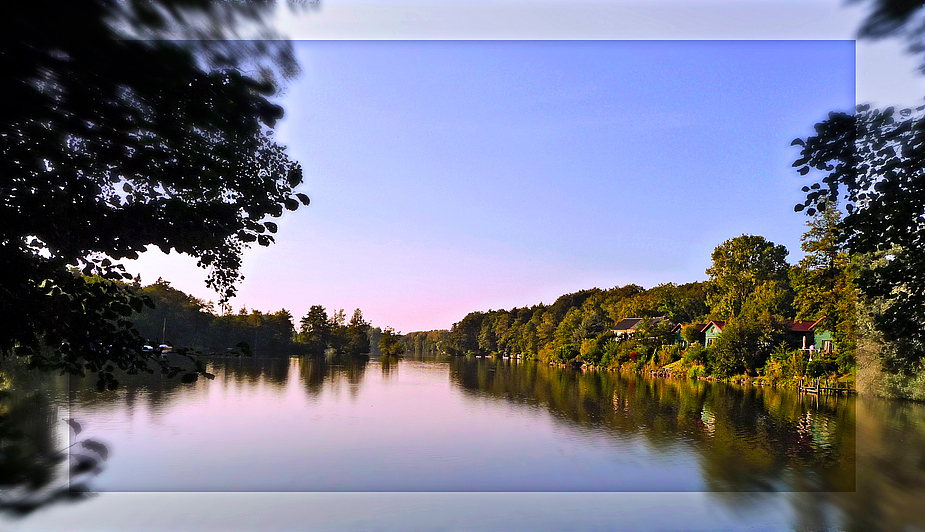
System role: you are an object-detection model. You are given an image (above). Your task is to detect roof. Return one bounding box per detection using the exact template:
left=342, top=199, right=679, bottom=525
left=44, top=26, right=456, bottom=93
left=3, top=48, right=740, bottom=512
left=613, top=316, right=670, bottom=332
left=672, top=322, right=706, bottom=333
left=789, top=317, right=826, bottom=332
left=613, top=318, right=644, bottom=331
left=701, top=321, right=726, bottom=333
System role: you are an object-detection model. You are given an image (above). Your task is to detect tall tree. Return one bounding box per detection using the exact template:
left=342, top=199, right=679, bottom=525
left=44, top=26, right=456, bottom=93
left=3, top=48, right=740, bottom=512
left=378, top=327, right=405, bottom=357
left=790, top=209, right=857, bottom=367
left=328, top=309, right=348, bottom=354
left=299, top=306, right=330, bottom=357
left=345, top=309, right=371, bottom=355
left=793, top=106, right=924, bottom=371
left=1, top=0, right=310, bottom=388
left=705, top=235, right=791, bottom=320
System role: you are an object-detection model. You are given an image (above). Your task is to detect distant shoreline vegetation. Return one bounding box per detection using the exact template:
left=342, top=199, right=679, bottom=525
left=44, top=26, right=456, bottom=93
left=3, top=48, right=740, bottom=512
left=127, top=210, right=917, bottom=400
left=127, top=279, right=386, bottom=359
left=401, top=219, right=868, bottom=397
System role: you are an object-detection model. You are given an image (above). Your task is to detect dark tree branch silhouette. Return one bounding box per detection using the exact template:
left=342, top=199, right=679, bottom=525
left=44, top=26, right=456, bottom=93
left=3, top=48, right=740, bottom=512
left=1, top=0, right=312, bottom=389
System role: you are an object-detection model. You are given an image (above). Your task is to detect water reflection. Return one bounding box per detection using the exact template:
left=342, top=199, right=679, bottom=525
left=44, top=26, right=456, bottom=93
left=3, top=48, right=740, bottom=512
left=8, top=356, right=925, bottom=529
left=299, top=355, right=370, bottom=399
left=448, top=357, right=854, bottom=492
left=0, top=360, right=105, bottom=516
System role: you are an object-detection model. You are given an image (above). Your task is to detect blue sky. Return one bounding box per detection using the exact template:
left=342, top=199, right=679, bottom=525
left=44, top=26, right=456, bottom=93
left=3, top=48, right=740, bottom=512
left=130, top=39, right=855, bottom=332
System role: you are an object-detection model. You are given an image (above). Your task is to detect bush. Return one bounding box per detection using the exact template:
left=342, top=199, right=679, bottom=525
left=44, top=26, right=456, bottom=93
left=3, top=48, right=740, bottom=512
left=683, top=342, right=706, bottom=365
left=711, top=321, right=766, bottom=378
left=580, top=338, right=603, bottom=366
left=658, top=344, right=682, bottom=366
left=682, top=324, right=703, bottom=345
left=790, top=349, right=808, bottom=377
left=688, top=364, right=706, bottom=379
left=762, top=357, right=785, bottom=382
left=806, top=357, right=838, bottom=378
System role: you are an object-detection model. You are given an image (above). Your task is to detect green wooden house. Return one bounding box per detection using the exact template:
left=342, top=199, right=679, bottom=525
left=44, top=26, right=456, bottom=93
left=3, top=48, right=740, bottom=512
left=697, top=317, right=835, bottom=354
left=671, top=322, right=706, bottom=347
left=789, top=317, right=835, bottom=354
left=702, top=321, right=726, bottom=347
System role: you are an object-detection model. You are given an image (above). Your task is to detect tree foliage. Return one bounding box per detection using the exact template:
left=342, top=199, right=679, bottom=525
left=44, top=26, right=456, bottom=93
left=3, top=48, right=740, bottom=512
left=705, top=235, right=791, bottom=320
left=345, top=309, right=372, bottom=356
left=793, top=105, right=925, bottom=371
left=853, top=0, right=925, bottom=73
left=710, top=321, right=765, bottom=378
left=378, top=327, right=405, bottom=357
left=299, top=306, right=330, bottom=357
left=1, top=0, right=310, bottom=387
left=789, top=209, right=857, bottom=367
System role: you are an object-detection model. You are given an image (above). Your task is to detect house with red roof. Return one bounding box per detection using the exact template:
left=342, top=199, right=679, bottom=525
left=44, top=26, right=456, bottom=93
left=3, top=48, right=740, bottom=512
left=702, top=321, right=726, bottom=347
left=789, top=317, right=834, bottom=354
left=690, top=317, right=834, bottom=353
left=671, top=322, right=706, bottom=347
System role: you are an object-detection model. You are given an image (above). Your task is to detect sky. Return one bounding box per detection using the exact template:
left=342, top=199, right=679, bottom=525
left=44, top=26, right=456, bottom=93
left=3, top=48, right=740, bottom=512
left=125, top=0, right=925, bottom=333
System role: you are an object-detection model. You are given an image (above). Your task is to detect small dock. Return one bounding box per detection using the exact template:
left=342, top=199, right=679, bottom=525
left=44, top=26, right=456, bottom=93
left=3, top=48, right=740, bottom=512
left=799, top=378, right=854, bottom=395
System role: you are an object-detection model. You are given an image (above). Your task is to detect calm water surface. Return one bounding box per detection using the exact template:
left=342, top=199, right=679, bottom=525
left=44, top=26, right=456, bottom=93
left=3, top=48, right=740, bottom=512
left=4, top=354, right=925, bottom=531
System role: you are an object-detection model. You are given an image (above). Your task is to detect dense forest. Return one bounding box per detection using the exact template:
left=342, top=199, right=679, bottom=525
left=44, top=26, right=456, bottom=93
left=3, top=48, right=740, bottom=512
left=401, top=211, right=857, bottom=388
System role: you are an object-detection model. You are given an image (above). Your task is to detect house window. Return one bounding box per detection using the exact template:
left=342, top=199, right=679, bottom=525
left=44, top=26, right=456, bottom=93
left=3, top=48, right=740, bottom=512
left=822, top=340, right=833, bottom=353
left=706, top=337, right=714, bottom=346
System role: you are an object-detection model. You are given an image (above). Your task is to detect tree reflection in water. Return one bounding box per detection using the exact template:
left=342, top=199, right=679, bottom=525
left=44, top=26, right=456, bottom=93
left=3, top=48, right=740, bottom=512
left=448, top=357, right=854, bottom=492
left=0, top=361, right=106, bottom=517
left=8, top=356, right=925, bottom=530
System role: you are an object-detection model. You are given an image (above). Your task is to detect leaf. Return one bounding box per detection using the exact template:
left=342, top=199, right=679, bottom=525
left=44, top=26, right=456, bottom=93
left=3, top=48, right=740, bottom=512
left=72, top=455, right=98, bottom=474
left=286, top=168, right=303, bottom=186
left=264, top=221, right=278, bottom=234
left=81, top=439, right=109, bottom=460
left=798, top=167, right=809, bottom=175
left=65, top=418, right=81, bottom=435
left=295, top=193, right=310, bottom=205
left=794, top=204, right=805, bottom=212
left=790, top=138, right=805, bottom=147
left=284, top=198, right=299, bottom=211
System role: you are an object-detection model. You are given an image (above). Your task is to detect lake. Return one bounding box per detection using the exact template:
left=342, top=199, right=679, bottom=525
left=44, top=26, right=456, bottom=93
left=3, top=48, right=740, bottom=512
left=4, top=355, right=925, bottom=531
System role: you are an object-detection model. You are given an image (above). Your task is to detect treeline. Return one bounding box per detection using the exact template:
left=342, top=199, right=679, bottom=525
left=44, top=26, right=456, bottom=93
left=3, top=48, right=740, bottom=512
left=129, top=279, right=380, bottom=357
left=404, top=210, right=856, bottom=384
left=407, top=281, right=707, bottom=365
